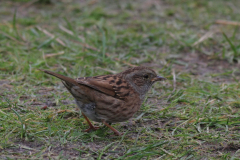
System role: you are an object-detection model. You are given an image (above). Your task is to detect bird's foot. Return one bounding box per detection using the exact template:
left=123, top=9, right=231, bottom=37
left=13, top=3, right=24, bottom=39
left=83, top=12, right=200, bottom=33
left=113, top=131, right=123, bottom=136
left=84, top=126, right=100, bottom=132
left=102, top=120, right=123, bottom=136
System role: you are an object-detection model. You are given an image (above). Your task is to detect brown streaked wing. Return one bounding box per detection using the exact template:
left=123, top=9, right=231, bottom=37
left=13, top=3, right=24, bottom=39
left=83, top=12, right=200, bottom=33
left=76, top=75, right=132, bottom=100
left=76, top=76, right=115, bottom=97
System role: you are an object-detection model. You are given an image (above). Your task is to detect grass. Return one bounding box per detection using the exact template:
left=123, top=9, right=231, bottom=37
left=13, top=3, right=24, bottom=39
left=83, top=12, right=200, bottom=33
left=0, top=0, right=240, bottom=159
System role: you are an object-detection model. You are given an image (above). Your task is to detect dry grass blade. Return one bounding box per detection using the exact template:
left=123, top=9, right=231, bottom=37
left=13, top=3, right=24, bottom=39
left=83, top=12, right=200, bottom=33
left=37, top=26, right=66, bottom=47
left=114, top=58, right=137, bottom=67
left=216, top=20, right=240, bottom=26
left=44, top=51, right=65, bottom=58
left=172, top=69, right=176, bottom=92
left=59, top=25, right=85, bottom=41
left=160, top=148, right=175, bottom=157
left=94, top=67, right=117, bottom=74
left=167, top=69, right=176, bottom=100
left=59, top=25, right=135, bottom=67
left=59, top=25, right=104, bottom=52
left=193, top=30, right=218, bottom=46
left=105, top=53, right=137, bottom=67
left=0, top=31, right=25, bottom=45
left=59, top=25, right=136, bottom=67
left=57, top=109, right=76, bottom=114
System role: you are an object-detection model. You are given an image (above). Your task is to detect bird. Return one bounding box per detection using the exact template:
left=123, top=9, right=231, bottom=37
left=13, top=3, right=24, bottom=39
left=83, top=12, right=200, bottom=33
left=40, top=66, right=165, bottom=136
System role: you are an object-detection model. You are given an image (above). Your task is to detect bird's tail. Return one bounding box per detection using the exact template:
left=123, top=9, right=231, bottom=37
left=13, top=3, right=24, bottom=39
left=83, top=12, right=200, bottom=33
left=38, top=69, right=79, bottom=91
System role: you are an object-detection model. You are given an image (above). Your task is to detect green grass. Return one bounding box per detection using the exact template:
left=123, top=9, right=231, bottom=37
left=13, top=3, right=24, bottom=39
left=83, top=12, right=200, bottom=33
left=1, top=0, right=240, bottom=159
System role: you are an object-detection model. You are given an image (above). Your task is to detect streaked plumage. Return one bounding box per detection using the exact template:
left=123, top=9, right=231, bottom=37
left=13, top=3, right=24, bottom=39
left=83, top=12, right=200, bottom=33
left=40, top=66, right=165, bottom=135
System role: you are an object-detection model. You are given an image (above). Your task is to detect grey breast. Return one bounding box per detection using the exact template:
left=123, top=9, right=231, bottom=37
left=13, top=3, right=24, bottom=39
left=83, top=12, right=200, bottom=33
left=75, top=100, right=101, bottom=122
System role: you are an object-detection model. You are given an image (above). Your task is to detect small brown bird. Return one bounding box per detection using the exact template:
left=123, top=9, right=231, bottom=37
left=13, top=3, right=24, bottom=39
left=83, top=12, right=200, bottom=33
left=40, top=66, right=165, bottom=136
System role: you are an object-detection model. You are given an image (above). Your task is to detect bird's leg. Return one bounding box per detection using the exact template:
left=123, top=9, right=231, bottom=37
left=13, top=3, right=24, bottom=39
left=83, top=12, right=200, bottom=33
left=82, top=113, right=99, bottom=132
left=103, top=122, right=112, bottom=128
left=102, top=120, right=122, bottom=136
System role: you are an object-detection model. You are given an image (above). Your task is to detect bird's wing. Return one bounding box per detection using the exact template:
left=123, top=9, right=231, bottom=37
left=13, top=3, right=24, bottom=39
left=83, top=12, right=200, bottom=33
left=76, top=75, right=131, bottom=100
left=40, top=69, right=131, bottom=100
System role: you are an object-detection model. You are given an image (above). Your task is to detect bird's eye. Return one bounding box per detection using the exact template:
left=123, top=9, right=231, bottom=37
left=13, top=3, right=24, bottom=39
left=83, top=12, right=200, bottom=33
left=143, top=74, right=149, bottom=79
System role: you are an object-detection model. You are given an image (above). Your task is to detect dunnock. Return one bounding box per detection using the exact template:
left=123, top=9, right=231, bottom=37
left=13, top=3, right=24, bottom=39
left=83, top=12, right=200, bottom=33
left=40, top=66, right=165, bottom=135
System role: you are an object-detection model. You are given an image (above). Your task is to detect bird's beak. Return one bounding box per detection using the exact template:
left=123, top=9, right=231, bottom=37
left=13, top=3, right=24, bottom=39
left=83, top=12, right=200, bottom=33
left=151, top=76, right=166, bottom=82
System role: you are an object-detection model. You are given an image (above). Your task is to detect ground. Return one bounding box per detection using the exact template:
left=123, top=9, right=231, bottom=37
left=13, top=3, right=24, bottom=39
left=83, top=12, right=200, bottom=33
left=0, top=0, right=240, bottom=159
